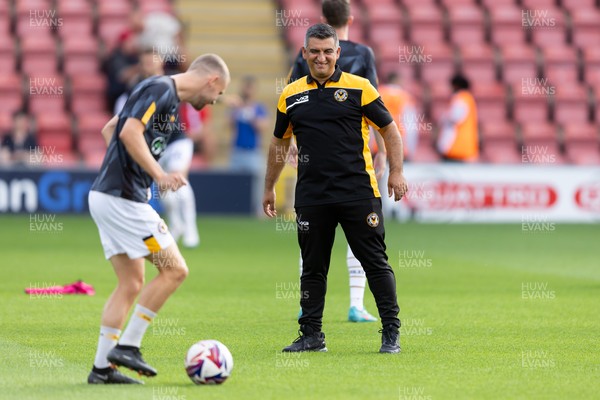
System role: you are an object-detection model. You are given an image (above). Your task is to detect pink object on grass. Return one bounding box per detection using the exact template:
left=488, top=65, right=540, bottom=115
left=25, top=280, right=95, bottom=296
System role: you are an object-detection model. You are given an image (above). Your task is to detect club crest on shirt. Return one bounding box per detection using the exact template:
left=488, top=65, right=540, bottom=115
left=158, top=220, right=168, bottom=234
left=334, top=89, right=348, bottom=102
left=150, top=136, right=166, bottom=156
left=366, top=212, right=379, bottom=228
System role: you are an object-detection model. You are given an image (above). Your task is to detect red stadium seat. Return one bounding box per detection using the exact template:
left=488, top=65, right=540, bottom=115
left=56, top=0, right=93, bottom=38
left=0, top=36, right=16, bottom=73
left=542, top=46, right=579, bottom=85
left=526, top=7, right=567, bottom=48
left=480, top=120, right=521, bottom=163
left=500, top=44, right=538, bottom=85
left=489, top=5, right=527, bottom=46
left=560, top=0, right=597, bottom=12
left=68, top=74, right=107, bottom=115
left=553, top=84, right=590, bottom=124
left=139, top=0, right=174, bottom=14
left=472, top=82, right=508, bottom=123
left=562, top=123, right=600, bottom=165
left=97, top=19, right=131, bottom=52
left=62, top=36, right=100, bottom=76
left=448, top=5, right=485, bottom=45
left=418, top=43, right=456, bottom=85
left=27, top=74, right=66, bottom=114
left=77, top=112, right=112, bottom=140
left=520, top=122, right=565, bottom=164
left=20, top=36, right=58, bottom=75
left=35, top=112, right=73, bottom=155
left=571, top=9, right=600, bottom=48
left=369, top=24, right=403, bottom=50
left=366, top=2, right=402, bottom=25
left=408, top=5, right=446, bottom=45
left=582, top=47, right=600, bottom=87
left=0, top=112, right=12, bottom=133
left=84, top=151, right=105, bottom=169
left=511, top=82, right=550, bottom=123
left=0, top=73, right=25, bottom=114
left=458, top=43, right=497, bottom=83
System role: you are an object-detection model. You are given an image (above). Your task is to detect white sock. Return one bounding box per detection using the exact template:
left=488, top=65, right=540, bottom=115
left=94, top=326, right=121, bottom=369
left=347, top=246, right=366, bottom=309
left=161, top=190, right=184, bottom=241
left=119, top=304, right=157, bottom=348
left=179, top=184, right=199, bottom=246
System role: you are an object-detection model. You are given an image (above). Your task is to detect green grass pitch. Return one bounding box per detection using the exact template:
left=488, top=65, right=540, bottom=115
left=0, top=215, right=598, bottom=399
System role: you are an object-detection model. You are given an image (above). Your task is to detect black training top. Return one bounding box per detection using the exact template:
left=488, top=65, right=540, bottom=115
left=92, top=75, right=181, bottom=203
left=274, top=66, right=393, bottom=207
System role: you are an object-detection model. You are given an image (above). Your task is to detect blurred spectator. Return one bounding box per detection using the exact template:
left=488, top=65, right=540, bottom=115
left=102, top=30, right=140, bottom=111
left=114, top=48, right=164, bottom=114
left=437, top=74, right=479, bottom=162
left=227, top=76, right=269, bottom=213
left=379, top=72, right=419, bottom=161
left=228, top=76, right=269, bottom=171
left=139, top=12, right=189, bottom=74
left=0, top=112, right=37, bottom=167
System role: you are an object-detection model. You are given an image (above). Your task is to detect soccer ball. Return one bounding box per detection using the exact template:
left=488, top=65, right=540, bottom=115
left=185, top=340, right=233, bottom=384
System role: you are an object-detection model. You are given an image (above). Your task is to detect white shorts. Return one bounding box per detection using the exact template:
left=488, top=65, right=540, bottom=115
left=159, top=138, right=193, bottom=172
left=89, top=191, right=174, bottom=260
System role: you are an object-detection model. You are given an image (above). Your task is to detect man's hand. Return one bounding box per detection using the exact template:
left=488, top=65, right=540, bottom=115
left=388, top=170, right=408, bottom=201
left=373, top=152, right=386, bottom=180
left=263, top=189, right=277, bottom=217
left=156, top=172, right=188, bottom=192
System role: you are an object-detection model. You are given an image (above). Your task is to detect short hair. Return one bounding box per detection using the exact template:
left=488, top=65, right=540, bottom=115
left=188, top=53, right=230, bottom=81
left=451, top=74, right=470, bottom=90
left=322, top=0, right=351, bottom=28
left=304, top=23, right=339, bottom=49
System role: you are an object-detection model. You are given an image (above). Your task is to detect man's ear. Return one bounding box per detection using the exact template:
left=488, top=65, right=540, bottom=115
left=347, top=15, right=354, bottom=26
left=302, top=46, right=308, bottom=60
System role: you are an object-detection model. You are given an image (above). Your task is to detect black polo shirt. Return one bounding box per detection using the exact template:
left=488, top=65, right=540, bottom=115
left=273, top=66, right=393, bottom=207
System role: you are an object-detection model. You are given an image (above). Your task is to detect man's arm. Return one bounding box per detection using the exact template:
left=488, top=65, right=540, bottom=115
left=378, top=121, right=408, bottom=201
left=101, top=115, right=119, bottom=146
left=119, top=117, right=186, bottom=191
left=263, top=136, right=291, bottom=217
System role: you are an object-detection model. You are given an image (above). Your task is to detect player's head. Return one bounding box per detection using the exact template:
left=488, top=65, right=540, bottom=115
left=302, top=24, right=340, bottom=81
left=321, top=0, right=352, bottom=28
left=186, top=54, right=231, bottom=110
left=451, top=74, right=470, bottom=92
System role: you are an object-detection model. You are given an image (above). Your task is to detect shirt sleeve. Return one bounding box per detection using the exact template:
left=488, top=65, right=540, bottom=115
left=362, top=82, right=393, bottom=129
left=122, top=81, right=168, bottom=128
left=273, top=92, right=293, bottom=139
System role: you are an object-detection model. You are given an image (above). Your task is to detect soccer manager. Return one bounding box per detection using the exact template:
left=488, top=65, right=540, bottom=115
left=263, top=23, right=408, bottom=354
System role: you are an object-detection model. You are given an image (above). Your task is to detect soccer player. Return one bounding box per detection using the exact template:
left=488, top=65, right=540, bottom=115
left=263, top=24, right=407, bottom=353
left=87, top=54, right=230, bottom=384
left=287, top=0, right=383, bottom=323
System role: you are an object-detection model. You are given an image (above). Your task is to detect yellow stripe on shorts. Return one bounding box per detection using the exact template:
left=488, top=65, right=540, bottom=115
left=143, top=235, right=161, bottom=253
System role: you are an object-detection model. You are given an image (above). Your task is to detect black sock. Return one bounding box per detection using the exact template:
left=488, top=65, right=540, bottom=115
left=115, top=344, right=138, bottom=350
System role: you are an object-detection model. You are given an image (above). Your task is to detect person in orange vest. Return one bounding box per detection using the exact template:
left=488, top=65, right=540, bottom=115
left=437, top=74, right=479, bottom=162
left=378, top=72, right=418, bottom=161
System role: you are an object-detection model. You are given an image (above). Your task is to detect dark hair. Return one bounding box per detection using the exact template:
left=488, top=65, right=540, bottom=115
left=451, top=74, right=470, bottom=90
left=304, top=23, right=339, bottom=48
left=385, top=71, right=399, bottom=84
left=322, top=0, right=351, bottom=28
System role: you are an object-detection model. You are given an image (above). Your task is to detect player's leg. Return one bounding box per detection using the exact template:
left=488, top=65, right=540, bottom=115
left=109, top=244, right=188, bottom=376
left=284, top=205, right=336, bottom=352
left=89, top=254, right=145, bottom=384
left=346, top=245, right=377, bottom=322
left=338, top=198, right=401, bottom=353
